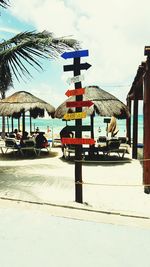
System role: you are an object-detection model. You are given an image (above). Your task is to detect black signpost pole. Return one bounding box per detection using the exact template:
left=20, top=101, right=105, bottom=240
left=74, top=57, right=83, bottom=203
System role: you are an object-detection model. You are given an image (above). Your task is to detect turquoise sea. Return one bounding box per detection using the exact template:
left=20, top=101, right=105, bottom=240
left=0, top=115, right=143, bottom=143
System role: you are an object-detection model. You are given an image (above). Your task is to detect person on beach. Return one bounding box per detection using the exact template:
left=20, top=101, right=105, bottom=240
left=14, top=129, right=22, bottom=140
left=107, top=116, right=119, bottom=137
left=20, top=131, right=29, bottom=147
left=60, top=126, right=74, bottom=139
left=47, top=126, right=51, bottom=133
left=60, top=126, right=74, bottom=156
left=35, top=132, right=49, bottom=148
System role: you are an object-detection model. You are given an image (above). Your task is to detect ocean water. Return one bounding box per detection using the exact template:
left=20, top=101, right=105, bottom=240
left=0, top=115, right=143, bottom=143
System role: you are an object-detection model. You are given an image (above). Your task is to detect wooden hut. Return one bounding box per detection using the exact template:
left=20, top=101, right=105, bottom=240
left=54, top=85, right=130, bottom=139
left=0, top=90, right=55, bottom=134
left=127, top=46, right=150, bottom=194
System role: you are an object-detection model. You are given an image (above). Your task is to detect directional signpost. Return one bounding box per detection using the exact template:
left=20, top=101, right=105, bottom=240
left=62, top=137, right=95, bottom=145
left=63, top=111, right=86, bottom=120
left=64, top=62, right=91, bottom=72
left=66, top=100, right=93, bottom=108
left=65, top=88, right=85, bottom=97
left=61, top=125, right=91, bottom=132
left=66, top=74, right=84, bottom=85
left=61, top=49, right=89, bottom=59
left=62, top=49, right=93, bottom=203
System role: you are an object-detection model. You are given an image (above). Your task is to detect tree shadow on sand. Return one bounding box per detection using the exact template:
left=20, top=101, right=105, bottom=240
left=0, top=150, right=59, bottom=161
left=59, top=154, right=132, bottom=167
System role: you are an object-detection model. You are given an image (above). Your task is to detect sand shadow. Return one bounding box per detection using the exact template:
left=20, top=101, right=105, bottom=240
left=0, top=150, right=59, bottom=161
left=59, top=154, right=132, bottom=166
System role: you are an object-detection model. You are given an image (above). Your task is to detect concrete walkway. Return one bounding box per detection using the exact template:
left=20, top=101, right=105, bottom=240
left=0, top=199, right=150, bottom=267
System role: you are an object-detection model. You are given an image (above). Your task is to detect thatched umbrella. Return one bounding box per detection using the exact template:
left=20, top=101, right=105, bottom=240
left=0, top=91, right=55, bottom=134
left=54, top=85, right=130, bottom=138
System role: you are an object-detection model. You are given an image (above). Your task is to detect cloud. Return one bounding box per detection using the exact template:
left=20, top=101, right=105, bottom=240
left=0, top=26, right=19, bottom=34
left=8, top=0, right=149, bottom=111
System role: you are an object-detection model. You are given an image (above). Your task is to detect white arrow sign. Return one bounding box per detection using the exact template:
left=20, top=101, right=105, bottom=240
left=66, top=74, right=84, bottom=85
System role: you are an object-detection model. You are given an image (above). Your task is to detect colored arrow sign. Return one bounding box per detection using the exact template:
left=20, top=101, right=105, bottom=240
left=61, top=49, right=89, bottom=59
left=61, top=137, right=95, bottom=145
left=64, top=125, right=91, bottom=132
left=66, top=100, right=93, bottom=108
left=67, top=75, right=84, bottom=85
left=63, top=112, right=86, bottom=120
left=65, top=88, right=85, bottom=97
left=63, top=62, right=91, bottom=72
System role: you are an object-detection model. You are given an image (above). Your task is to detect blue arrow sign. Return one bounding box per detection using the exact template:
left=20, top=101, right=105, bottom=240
left=61, top=49, right=89, bottom=59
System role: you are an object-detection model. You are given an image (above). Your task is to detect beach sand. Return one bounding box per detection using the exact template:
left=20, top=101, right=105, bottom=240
left=0, top=145, right=149, bottom=227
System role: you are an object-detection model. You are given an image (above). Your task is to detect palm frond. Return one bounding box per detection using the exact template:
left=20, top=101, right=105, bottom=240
left=0, top=0, right=9, bottom=8
left=0, top=31, right=80, bottom=80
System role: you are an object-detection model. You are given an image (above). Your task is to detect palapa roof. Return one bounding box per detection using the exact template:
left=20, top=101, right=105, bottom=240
left=55, top=85, right=130, bottom=119
left=127, top=63, right=145, bottom=101
left=0, top=91, right=55, bottom=118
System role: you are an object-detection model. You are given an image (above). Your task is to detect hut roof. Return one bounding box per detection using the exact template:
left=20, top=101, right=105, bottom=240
left=55, top=85, right=130, bottom=119
left=0, top=91, right=55, bottom=117
left=127, top=63, right=145, bottom=101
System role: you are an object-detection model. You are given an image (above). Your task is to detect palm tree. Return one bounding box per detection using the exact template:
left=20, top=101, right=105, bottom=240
left=0, top=0, right=9, bottom=8
left=0, top=31, right=79, bottom=135
left=0, top=31, right=79, bottom=98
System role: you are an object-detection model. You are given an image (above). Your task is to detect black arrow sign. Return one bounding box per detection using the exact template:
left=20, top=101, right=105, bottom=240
left=63, top=62, right=91, bottom=72
left=65, top=125, right=91, bottom=132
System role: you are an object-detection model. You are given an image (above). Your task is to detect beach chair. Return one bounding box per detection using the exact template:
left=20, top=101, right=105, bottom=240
left=36, top=143, right=51, bottom=156
left=63, top=144, right=76, bottom=159
left=99, top=139, right=126, bottom=158
left=118, top=137, right=130, bottom=154
left=4, top=138, right=20, bottom=154
left=97, top=136, right=107, bottom=147
left=63, top=145, right=93, bottom=159
left=97, top=136, right=107, bottom=143
left=20, top=139, right=38, bottom=156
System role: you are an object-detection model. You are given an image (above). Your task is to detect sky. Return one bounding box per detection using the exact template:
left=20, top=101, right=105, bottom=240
left=0, top=0, right=149, bottom=112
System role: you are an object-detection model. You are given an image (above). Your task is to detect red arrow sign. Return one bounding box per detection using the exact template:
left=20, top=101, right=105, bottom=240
left=61, top=137, right=95, bottom=145
left=65, top=88, right=85, bottom=97
left=66, top=100, right=93, bottom=108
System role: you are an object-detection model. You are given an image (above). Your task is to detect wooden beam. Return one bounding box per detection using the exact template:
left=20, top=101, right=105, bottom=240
left=143, top=59, right=150, bottom=193
left=22, top=110, right=25, bottom=135
left=126, top=97, right=131, bottom=146
left=132, top=97, right=138, bottom=159
left=11, top=117, right=14, bottom=132
left=18, top=118, right=20, bottom=132
left=29, top=110, right=32, bottom=134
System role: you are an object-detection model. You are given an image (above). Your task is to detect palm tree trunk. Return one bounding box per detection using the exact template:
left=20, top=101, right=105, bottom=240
left=1, top=91, right=6, bottom=138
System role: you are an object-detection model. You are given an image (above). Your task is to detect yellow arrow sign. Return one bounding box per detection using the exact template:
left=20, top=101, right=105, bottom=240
left=63, top=112, right=86, bottom=120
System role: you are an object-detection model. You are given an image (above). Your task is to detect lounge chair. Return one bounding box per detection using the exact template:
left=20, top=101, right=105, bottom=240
left=20, top=139, right=38, bottom=155
left=63, top=144, right=76, bottom=159
left=5, top=138, right=20, bottom=154
left=97, top=136, right=107, bottom=146
left=118, top=137, right=130, bottom=154
left=98, top=139, right=127, bottom=158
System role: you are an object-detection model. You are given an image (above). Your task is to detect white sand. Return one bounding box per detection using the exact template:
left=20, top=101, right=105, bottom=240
left=0, top=146, right=149, bottom=226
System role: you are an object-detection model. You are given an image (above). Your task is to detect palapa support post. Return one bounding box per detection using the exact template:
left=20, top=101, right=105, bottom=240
left=7, top=116, right=9, bottom=133
left=29, top=110, right=32, bottom=134
left=22, top=110, right=25, bottom=135
left=143, top=47, right=150, bottom=193
left=126, top=96, right=131, bottom=146
left=18, top=117, right=21, bottom=132
left=11, top=116, right=14, bottom=132
left=132, top=94, right=138, bottom=159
